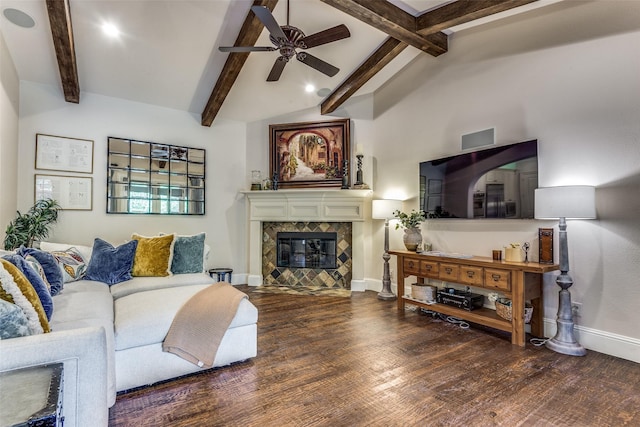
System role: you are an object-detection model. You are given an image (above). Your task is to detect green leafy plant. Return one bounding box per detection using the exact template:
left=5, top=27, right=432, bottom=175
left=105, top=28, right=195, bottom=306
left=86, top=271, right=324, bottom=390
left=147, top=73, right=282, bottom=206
left=393, top=209, right=426, bottom=229
left=4, top=199, right=62, bottom=250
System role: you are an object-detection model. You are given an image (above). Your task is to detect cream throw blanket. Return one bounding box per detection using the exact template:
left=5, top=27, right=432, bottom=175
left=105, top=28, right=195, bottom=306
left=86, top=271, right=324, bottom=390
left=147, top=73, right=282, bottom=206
left=162, top=282, right=248, bottom=368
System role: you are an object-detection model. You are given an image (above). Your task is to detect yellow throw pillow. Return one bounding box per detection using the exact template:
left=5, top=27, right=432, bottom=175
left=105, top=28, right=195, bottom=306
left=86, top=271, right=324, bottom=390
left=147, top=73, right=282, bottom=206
left=0, top=259, right=50, bottom=333
left=131, top=233, right=175, bottom=277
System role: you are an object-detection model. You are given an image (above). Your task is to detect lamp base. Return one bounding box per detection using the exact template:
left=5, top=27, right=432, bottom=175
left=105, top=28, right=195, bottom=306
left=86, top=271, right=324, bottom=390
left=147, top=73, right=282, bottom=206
left=545, top=337, right=587, bottom=356
left=377, top=290, right=396, bottom=301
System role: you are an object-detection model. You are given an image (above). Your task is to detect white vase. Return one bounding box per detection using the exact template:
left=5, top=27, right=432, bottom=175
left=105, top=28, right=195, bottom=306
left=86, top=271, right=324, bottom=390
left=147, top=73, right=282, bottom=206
left=403, top=227, right=422, bottom=251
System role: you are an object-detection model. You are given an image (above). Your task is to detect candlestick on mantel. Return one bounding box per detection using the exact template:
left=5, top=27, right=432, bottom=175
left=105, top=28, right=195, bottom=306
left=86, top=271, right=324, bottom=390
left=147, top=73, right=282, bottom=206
left=356, top=144, right=364, bottom=156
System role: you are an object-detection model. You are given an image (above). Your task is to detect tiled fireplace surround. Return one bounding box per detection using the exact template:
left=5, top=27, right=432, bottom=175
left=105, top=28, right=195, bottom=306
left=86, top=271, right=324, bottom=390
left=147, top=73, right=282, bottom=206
left=244, top=189, right=372, bottom=291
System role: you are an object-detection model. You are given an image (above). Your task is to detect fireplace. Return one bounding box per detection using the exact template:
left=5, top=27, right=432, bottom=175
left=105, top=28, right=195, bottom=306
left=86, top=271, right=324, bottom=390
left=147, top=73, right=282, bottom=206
left=277, top=232, right=337, bottom=269
left=244, top=189, right=371, bottom=291
left=263, top=222, right=351, bottom=288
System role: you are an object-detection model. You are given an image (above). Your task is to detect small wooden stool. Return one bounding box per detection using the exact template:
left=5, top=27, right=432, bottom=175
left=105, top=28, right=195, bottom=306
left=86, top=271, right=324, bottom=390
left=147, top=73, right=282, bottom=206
left=208, top=268, right=233, bottom=283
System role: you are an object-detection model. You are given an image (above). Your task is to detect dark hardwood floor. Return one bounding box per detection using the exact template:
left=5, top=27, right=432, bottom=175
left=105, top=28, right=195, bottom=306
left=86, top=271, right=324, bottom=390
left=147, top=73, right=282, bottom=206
left=109, top=286, right=639, bottom=426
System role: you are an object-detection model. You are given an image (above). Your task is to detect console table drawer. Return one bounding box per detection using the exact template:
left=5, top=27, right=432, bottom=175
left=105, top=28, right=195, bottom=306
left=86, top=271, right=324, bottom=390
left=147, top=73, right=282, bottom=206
left=460, top=266, right=484, bottom=286
left=403, top=258, right=421, bottom=275
left=420, top=260, right=439, bottom=278
left=439, top=263, right=460, bottom=281
left=484, top=268, right=511, bottom=291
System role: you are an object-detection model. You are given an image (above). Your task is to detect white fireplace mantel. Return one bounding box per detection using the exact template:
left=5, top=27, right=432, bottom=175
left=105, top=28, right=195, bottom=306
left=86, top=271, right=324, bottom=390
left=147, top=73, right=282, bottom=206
left=243, top=189, right=372, bottom=290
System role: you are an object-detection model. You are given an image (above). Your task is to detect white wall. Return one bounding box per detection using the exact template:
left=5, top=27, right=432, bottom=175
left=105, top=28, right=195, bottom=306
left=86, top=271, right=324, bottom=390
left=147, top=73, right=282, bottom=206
left=17, top=82, right=248, bottom=273
left=370, top=2, right=640, bottom=360
left=0, top=30, right=20, bottom=245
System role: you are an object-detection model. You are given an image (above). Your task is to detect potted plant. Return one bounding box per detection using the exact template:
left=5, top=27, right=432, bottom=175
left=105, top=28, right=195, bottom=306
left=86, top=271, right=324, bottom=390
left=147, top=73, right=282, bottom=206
left=3, top=198, right=62, bottom=250
left=393, top=209, right=426, bottom=251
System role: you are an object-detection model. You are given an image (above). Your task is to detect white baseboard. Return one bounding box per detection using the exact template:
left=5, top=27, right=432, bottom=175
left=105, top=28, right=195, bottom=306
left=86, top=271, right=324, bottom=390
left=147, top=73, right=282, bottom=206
left=247, top=274, right=262, bottom=286
left=350, top=279, right=366, bottom=292
left=544, top=319, right=640, bottom=364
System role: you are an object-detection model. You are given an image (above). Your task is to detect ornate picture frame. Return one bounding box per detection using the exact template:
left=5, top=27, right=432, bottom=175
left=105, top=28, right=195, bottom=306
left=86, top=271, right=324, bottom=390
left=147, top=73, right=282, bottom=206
left=269, top=119, right=350, bottom=189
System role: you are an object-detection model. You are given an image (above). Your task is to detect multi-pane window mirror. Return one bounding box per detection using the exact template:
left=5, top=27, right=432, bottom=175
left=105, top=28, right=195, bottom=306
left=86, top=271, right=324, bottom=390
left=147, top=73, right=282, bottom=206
left=107, top=137, right=205, bottom=215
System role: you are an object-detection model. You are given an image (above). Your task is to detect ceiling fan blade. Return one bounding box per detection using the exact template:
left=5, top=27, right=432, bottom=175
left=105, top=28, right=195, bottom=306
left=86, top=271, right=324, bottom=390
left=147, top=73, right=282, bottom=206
left=219, top=46, right=277, bottom=53
left=296, top=52, right=339, bottom=77
left=251, top=5, right=288, bottom=42
left=300, top=24, right=350, bottom=49
left=267, top=57, right=288, bottom=82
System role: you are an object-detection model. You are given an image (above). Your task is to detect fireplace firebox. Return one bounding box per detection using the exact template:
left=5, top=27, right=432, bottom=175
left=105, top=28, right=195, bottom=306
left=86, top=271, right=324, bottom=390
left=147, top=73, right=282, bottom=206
left=277, top=232, right=337, bottom=269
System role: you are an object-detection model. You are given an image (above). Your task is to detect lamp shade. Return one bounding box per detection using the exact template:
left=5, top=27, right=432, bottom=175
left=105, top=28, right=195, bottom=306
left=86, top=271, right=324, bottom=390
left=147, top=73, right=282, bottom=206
left=372, top=199, right=403, bottom=220
left=534, top=186, right=596, bottom=219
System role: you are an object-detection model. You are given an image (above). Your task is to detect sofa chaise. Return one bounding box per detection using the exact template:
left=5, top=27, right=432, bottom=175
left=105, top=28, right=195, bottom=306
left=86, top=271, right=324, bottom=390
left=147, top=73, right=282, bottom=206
left=0, top=234, right=258, bottom=427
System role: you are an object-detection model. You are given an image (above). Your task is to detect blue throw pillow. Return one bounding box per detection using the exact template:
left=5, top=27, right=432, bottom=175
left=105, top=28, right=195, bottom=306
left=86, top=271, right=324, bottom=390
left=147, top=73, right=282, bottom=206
left=0, top=299, right=32, bottom=339
left=2, top=254, right=54, bottom=321
left=84, top=239, right=138, bottom=285
left=170, top=233, right=206, bottom=274
left=16, top=247, right=64, bottom=296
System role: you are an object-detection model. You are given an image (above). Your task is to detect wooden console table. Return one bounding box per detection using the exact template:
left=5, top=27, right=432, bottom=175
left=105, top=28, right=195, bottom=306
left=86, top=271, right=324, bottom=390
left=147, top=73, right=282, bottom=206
left=389, top=250, right=559, bottom=347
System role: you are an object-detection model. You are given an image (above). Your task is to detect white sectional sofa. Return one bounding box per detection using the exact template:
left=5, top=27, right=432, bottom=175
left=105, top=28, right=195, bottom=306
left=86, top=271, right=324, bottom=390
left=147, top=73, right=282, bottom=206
left=0, top=240, right=258, bottom=427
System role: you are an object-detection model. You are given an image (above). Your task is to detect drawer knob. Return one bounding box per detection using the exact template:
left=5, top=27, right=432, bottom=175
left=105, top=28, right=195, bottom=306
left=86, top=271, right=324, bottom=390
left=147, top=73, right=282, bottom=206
left=408, top=261, right=414, bottom=268
left=425, top=265, right=432, bottom=271
left=492, top=274, right=501, bottom=281
left=445, top=267, right=452, bottom=274
left=467, top=271, right=475, bottom=277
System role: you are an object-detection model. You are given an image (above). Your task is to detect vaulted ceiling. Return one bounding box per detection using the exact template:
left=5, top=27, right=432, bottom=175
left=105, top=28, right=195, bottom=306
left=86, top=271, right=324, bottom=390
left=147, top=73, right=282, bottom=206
left=2, top=0, right=575, bottom=126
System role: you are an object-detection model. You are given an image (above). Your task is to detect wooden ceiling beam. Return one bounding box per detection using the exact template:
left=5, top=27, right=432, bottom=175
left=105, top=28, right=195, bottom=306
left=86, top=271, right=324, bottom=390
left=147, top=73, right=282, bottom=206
left=201, top=0, right=278, bottom=127
left=321, top=37, right=407, bottom=115
left=46, top=0, right=79, bottom=103
left=417, top=0, right=538, bottom=34
left=319, top=0, right=447, bottom=56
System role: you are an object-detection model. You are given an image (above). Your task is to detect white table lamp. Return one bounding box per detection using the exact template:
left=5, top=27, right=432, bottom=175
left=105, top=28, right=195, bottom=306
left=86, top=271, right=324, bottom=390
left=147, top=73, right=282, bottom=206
left=372, top=199, right=403, bottom=300
left=535, top=185, right=596, bottom=356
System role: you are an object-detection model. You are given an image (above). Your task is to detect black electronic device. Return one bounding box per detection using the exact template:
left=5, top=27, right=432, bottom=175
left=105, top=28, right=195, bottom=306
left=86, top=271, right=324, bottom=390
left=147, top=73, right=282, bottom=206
left=436, top=288, right=484, bottom=311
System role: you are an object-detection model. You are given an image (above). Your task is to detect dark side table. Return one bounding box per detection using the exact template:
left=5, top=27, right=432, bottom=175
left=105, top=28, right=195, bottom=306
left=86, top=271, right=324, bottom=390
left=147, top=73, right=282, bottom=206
left=0, top=363, right=64, bottom=427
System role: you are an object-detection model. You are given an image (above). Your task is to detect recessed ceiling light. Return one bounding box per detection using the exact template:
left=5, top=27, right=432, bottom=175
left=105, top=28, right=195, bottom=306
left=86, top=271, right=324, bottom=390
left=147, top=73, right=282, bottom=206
left=317, top=88, right=331, bottom=97
left=3, top=8, right=35, bottom=28
left=305, top=84, right=315, bottom=93
left=102, top=22, right=120, bottom=38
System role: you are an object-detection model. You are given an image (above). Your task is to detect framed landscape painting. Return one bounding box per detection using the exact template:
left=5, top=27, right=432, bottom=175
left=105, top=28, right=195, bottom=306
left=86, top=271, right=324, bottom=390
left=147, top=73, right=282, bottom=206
left=269, top=119, right=350, bottom=189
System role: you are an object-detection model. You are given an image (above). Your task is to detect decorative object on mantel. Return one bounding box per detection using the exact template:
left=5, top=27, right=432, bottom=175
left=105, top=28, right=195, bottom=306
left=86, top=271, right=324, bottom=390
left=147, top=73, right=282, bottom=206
left=341, top=159, right=349, bottom=189
left=251, top=170, right=262, bottom=190
left=353, top=143, right=369, bottom=189
left=269, top=118, right=350, bottom=189
left=372, top=199, right=403, bottom=300
left=393, top=209, right=426, bottom=251
left=535, top=185, right=596, bottom=356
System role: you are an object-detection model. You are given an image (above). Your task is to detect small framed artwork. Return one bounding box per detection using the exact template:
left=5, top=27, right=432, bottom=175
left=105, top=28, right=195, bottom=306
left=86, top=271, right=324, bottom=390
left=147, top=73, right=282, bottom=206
left=269, top=118, right=350, bottom=189
left=35, top=133, right=94, bottom=173
left=35, top=174, right=93, bottom=210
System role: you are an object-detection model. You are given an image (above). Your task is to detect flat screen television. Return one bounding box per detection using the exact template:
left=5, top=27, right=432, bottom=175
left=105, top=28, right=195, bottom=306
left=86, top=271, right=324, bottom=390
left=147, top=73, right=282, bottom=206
left=419, top=140, right=538, bottom=219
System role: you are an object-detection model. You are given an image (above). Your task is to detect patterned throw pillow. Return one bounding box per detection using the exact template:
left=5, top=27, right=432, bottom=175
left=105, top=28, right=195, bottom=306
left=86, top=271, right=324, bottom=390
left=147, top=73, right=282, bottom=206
left=131, top=233, right=175, bottom=277
left=170, top=233, right=206, bottom=274
left=84, top=239, right=138, bottom=285
left=0, top=259, right=50, bottom=334
left=49, top=247, right=88, bottom=283
left=24, top=255, right=51, bottom=292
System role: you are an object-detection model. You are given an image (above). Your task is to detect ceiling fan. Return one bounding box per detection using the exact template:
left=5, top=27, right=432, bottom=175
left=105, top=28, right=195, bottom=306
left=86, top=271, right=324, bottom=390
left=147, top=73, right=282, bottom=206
left=218, top=2, right=350, bottom=81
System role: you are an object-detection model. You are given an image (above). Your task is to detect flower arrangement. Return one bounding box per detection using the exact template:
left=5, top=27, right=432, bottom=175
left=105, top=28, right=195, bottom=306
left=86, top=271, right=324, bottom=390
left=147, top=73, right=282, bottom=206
left=393, top=209, right=426, bottom=230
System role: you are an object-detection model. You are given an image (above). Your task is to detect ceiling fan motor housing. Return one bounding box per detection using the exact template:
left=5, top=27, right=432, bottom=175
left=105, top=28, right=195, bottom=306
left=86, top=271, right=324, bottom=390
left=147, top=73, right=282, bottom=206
left=270, top=25, right=306, bottom=59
